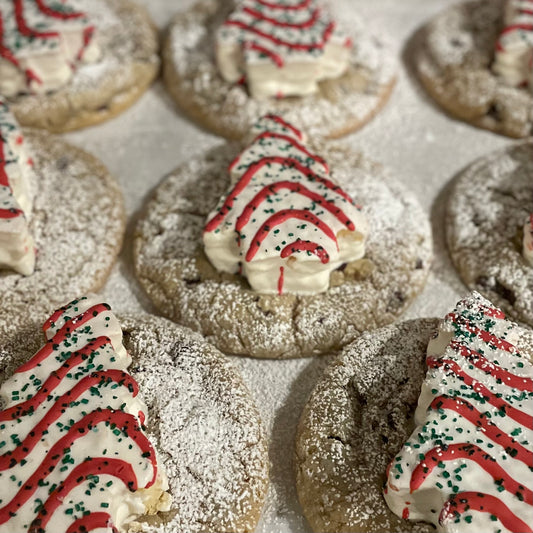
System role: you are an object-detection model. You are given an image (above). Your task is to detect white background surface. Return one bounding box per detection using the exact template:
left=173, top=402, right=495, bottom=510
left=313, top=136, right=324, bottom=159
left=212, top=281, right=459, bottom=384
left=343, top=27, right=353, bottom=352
left=65, top=1, right=512, bottom=531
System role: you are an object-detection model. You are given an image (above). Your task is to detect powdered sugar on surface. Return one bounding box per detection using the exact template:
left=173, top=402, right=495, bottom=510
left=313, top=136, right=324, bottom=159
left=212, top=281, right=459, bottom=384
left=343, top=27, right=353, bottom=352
left=53, top=0, right=524, bottom=531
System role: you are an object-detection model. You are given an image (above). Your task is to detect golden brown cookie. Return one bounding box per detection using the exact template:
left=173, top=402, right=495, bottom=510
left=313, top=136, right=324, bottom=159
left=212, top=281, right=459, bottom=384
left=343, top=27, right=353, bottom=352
left=5, top=0, right=159, bottom=133
left=412, top=0, right=532, bottom=138
left=0, top=130, right=125, bottom=335
left=133, top=142, right=433, bottom=359
left=446, top=141, right=533, bottom=327
left=162, top=0, right=396, bottom=140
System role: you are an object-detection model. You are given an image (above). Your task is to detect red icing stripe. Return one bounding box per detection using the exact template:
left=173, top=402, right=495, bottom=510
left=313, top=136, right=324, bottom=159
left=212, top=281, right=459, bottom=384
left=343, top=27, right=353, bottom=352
left=244, top=41, right=284, bottom=67
left=447, top=313, right=517, bottom=353
left=77, top=25, right=95, bottom=61
left=427, top=357, right=533, bottom=428
left=278, top=265, right=284, bottom=294
left=205, top=156, right=353, bottom=232
left=263, top=115, right=303, bottom=139
left=28, top=459, right=136, bottom=533
left=281, top=239, right=329, bottom=263
left=242, top=6, right=320, bottom=29
left=449, top=341, right=533, bottom=392
left=411, top=443, right=533, bottom=504
left=35, top=0, right=85, bottom=20
left=224, top=19, right=335, bottom=52
left=245, top=208, right=338, bottom=261
left=235, top=180, right=354, bottom=233
left=0, top=409, right=157, bottom=525
left=427, top=395, right=532, bottom=465
left=440, top=492, right=533, bottom=533
left=0, top=208, right=23, bottom=219
left=66, top=513, right=118, bottom=533
left=0, top=129, right=10, bottom=188
left=253, top=131, right=328, bottom=172
left=256, top=0, right=312, bottom=10
left=1, top=337, right=112, bottom=422
left=17, top=303, right=112, bottom=373
left=14, top=0, right=59, bottom=38
left=0, top=370, right=139, bottom=471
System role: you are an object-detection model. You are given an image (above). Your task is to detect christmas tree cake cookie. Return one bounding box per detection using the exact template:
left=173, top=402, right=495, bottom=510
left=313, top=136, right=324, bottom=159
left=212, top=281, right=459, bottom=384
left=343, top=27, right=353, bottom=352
left=0, top=99, right=125, bottom=335
left=412, top=0, right=533, bottom=138
left=134, top=115, right=432, bottom=358
left=0, top=0, right=159, bottom=132
left=295, top=292, right=533, bottom=532
left=446, top=141, right=533, bottom=327
left=0, top=294, right=171, bottom=532
left=0, top=295, right=270, bottom=533
left=163, top=0, right=396, bottom=139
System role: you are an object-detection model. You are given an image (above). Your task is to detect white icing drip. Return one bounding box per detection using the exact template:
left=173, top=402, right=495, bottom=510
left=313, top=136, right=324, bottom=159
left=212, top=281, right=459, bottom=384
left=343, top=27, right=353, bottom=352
left=0, top=0, right=102, bottom=97
left=0, top=296, right=169, bottom=533
left=493, top=0, right=533, bottom=87
left=523, top=214, right=533, bottom=266
left=203, top=115, right=368, bottom=294
left=0, top=99, right=35, bottom=276
left=384, top=293, right=533, bottom=533
left=216, top=0, right=351, bottom=99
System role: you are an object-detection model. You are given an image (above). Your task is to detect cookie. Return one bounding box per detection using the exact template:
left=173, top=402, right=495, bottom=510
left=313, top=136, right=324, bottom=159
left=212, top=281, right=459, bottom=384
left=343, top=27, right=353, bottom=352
left=412, top=0, right=533, bottom=138
left=0, top=300, right=270, bottom=533
left=3, top=0, right=159, bottom=133
left=446, top=140, right=533, bottom=327
left=0, top=129, right=125, bottom=335
left=295, top=300, right=533, bottom=532
left=134, top=139, right=432, bottom=358
left=162, top=0, right=396, bottom=140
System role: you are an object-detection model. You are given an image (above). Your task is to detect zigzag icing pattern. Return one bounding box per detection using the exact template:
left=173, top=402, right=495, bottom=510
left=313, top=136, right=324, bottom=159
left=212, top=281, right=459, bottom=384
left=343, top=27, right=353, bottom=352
left=384, top=292, right=533, bottom=533
left=493, top=0, right=533, bottom=87
left=203, top=114, right=368, bottom=294
left=524, top=214, right=533, bottom=266
left=0, top=0, right=100, bottom=97
left=0, top=98, right=35, bottom=276
left=216, top=0, right=352, bottom=99
left=0, top=295, right=170, bottom=533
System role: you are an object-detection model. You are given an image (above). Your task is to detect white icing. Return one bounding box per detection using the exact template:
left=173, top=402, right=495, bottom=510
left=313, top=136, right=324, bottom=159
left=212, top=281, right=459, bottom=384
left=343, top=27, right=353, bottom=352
left=0, top=296, right=169, bottom=533
left=493, top=0, right=533, bottom=87
left=216, top=0, right=352, bottom=99
left=523, top=214, right=533, bottom=266
left=0, top=99, right=35, bottom=276
left=203, top=115, right=368, bottom=294
left=384, top=293, right=533, bottom=533
left=0, top=0, right=102, bottom=97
